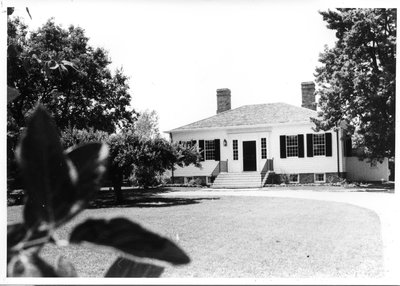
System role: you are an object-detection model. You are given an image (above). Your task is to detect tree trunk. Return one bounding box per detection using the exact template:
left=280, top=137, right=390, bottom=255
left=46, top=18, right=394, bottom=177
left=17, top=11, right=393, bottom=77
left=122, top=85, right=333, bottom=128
left=111, top=170, right=124, bottom=203
left=113, top=183, right=123, bottom=203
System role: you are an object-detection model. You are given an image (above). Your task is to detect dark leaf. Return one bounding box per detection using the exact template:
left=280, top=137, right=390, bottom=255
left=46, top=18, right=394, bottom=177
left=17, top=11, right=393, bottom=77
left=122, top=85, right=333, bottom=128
left=70, top=218, right=190, bottom=265
left=105, top=257, right=164, bottom=277
left=7, top=86, right=20, bottom=104
left=7, top=223, right=27, bottom=251
left=55, top=255, right=78, bottom=277
left=62, top=142, right=109, bottom=222
left=8, top=251, right=58, bottom=277
left=16, top=106, right=77, bottom=230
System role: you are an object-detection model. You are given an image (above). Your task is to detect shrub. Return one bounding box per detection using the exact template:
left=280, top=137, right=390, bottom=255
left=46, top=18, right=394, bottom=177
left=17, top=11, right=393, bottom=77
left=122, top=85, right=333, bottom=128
left=188, top=177, right=204, bottom=186
left=60, top=128, right=201, bottom=199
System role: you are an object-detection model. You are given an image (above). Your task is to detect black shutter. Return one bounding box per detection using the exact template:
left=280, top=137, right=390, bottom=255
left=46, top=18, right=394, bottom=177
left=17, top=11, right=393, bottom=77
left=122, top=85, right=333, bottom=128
left=298, top=135, right=304, bottom=158
left=344, top=137, right=352, bottom=157
left=178, top=141, right=182, bottom=145
left=307, top=134, right=313, bottom=157
left=191, top=140, right=196, bottom=147
left=325, top=133, right=332, bottom=157
left=280, top=135, right=286, bottom=158
left=199, top=140, right=205, bottom=161
left=214, top=139, right=220, bottom=161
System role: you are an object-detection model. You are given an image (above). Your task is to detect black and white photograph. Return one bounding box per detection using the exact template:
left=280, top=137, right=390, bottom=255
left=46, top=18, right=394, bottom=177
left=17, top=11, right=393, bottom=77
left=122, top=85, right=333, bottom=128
left=3, top=0, right=399, bottom=284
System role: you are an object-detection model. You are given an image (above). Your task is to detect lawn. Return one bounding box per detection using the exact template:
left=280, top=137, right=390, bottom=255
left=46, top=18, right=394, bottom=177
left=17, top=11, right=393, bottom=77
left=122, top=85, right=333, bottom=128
left=7, top=193, right=383, bottom=278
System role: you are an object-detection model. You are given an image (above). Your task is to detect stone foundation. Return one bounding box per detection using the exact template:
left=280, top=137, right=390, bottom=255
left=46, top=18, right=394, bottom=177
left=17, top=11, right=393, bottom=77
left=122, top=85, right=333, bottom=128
left=299, top=173, right=314, bottom=184
left=273, top=172, right=346, bottom=184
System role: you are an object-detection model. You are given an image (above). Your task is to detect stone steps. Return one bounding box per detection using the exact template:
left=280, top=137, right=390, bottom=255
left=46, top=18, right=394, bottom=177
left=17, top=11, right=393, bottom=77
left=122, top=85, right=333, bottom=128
left=212, top=172, right=262, bottom=188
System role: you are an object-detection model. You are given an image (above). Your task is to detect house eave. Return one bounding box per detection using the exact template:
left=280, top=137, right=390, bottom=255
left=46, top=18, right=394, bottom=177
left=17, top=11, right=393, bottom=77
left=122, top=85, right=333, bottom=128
left=164, top=120, right=318, bottom=134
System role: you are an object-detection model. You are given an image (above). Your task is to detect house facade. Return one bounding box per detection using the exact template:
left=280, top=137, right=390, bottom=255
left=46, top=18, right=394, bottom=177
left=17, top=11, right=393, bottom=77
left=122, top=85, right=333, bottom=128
left=166, top=83, right=389, bottom=187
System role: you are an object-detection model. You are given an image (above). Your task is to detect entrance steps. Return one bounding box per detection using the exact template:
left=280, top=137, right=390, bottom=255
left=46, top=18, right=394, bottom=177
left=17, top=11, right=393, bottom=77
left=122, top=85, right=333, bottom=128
left=212, top=172, right=262, bottom=188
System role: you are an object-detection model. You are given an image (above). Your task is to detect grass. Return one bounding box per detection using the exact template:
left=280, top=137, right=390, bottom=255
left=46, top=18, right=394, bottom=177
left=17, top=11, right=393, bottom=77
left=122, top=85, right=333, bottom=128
left=7, top=193, right=383, bottom=278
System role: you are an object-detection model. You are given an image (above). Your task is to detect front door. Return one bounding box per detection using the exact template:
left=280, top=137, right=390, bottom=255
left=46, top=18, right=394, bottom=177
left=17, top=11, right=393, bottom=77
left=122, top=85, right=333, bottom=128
left=243, top=141, right=257, bottom=171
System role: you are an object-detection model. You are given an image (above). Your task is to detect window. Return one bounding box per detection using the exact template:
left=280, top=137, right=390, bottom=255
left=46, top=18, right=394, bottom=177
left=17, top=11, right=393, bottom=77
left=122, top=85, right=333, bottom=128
left=313, top=134, right=325, bottom=156
left=233, top=140, right=238, bottom=160
left=315, top=173, right=325, bottom=183
left=261, top=138, right=267, bottom=159
left=205, top=140, right=215, bottom=160
left=286, top=135, right=298, bottom=157
left=289, top=174, right=299, bottom=183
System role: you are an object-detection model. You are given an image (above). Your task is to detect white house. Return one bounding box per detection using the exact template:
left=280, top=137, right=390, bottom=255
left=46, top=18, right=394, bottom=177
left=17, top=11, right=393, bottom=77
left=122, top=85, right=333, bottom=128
left=166, top=82, right=389, bottom=187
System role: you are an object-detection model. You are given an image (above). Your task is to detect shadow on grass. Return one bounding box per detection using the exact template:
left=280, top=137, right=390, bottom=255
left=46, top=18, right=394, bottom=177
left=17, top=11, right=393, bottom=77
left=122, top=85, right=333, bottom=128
left=7, top=186, right=217, bottom=208
left=88, top=187, right=219, bottom=209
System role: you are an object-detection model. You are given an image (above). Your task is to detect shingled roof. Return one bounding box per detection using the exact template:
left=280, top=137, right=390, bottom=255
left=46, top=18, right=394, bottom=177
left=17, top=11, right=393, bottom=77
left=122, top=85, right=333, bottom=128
left=169, top=102, right=318, bottom=132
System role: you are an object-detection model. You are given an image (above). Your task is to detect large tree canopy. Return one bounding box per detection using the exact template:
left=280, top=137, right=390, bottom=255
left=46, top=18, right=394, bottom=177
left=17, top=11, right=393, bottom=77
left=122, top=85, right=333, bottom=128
left=313, top=8, right=396, bottom=161
left=7, top=17, right=136, bottom=133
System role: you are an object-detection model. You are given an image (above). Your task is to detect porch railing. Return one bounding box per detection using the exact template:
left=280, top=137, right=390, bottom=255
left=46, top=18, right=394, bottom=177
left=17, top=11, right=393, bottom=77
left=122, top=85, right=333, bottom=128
left=261, top=159, right=274, bottom=186
left=262, top=159, right=274, bottom=173
left=211, top=160, right=228, bottom=181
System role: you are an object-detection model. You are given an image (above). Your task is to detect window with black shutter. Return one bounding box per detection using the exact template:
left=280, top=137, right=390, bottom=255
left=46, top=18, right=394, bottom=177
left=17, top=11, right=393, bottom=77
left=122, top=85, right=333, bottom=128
left=307, top=132, right=332, bottom=157
left=281, top=135, right=303, bottom=158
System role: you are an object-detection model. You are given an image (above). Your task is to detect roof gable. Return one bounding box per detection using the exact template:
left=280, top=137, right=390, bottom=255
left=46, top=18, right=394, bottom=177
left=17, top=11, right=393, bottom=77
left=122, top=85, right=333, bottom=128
left=170, top=103, right=318, bottom=132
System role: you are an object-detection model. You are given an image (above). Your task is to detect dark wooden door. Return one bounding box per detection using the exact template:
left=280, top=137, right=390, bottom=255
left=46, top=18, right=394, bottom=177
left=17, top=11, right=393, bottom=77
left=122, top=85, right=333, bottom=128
left=243, top=141, right=257, bottom=171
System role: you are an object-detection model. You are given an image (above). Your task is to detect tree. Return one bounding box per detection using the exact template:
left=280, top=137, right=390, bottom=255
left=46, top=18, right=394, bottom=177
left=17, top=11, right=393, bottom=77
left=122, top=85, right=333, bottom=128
left=60, top=128, right=133, bottom=202
left=130, top=138, right=201, bottom=188
left=107, top=132, right=140, bottom=201
left=133, top=109, right=160, bottom=140
left=61, top=129, right=201, bottom=202
left=312, top=8, right=396, bottom=162
left=7, top=17, right=136, bottom=133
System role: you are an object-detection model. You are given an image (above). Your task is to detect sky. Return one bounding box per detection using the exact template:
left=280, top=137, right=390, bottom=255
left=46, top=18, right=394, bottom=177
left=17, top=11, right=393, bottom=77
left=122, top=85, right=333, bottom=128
left=4, top=0, right=393, bottom=137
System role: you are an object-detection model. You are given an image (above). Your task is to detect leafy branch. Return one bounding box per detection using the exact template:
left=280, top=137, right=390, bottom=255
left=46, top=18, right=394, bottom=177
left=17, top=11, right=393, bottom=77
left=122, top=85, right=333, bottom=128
left=7, top=105, right=190, bottom=277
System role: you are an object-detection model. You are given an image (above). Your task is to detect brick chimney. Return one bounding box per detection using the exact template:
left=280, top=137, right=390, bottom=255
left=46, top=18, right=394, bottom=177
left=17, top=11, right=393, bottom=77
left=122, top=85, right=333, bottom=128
left=301, top=82, right=316, bottom=110
left=216, top=88, right=231, bottom=114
